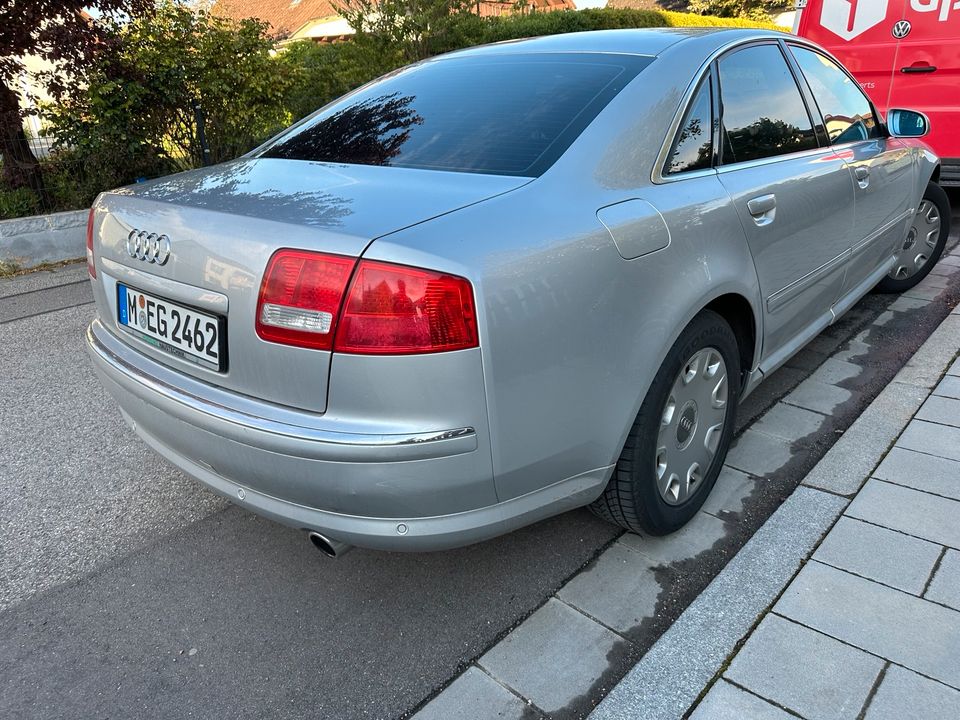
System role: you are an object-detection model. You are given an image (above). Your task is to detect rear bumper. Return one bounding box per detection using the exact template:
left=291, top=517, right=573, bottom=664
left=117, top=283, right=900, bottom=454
left=85, top=319, right=609, bottom=550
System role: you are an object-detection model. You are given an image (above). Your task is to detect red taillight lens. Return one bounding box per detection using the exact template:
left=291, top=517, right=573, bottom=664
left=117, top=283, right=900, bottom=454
left=86, top=208, right=96, bottom=278
left=255, top=250, right=478, bottom=355
left=334, top=260, right=478, bottom=355
left=255, top=249, right=356, bottom=350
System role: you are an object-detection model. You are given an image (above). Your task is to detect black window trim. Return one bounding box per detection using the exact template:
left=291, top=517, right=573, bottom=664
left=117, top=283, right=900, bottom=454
left=779, top=39, right=830, bottom=147
left=709, top=65, right=723, bottom=168
left=662, top=70, right=716, bottom=177
left=782, top=40, right=886, bottom=148
left=651, top=34, right=854, bottom=185
left=714, top=40, right=826, bottom=170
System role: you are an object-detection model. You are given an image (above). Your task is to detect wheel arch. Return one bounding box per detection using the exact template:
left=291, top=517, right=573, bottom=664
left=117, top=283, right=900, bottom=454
left=703, top=292, right=757, bottom=389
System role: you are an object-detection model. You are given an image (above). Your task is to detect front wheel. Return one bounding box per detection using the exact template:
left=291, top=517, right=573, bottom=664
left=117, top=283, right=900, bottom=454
left=590, top=310, right=741, bottom=536
left=875, top=182, right=950, bottom=294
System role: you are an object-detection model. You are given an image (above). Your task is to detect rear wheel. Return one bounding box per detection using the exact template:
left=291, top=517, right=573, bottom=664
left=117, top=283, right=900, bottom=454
left=590, top=310, right=741, bottom=536
left=875, top=182, right=950, bottom=293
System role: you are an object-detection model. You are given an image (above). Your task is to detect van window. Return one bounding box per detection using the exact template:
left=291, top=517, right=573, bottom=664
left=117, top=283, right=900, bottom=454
left=718, top=44, right=818, bottom=164
left=665, top=75, right=713, bottom=175
left=790, top=45, right=881, bottom=145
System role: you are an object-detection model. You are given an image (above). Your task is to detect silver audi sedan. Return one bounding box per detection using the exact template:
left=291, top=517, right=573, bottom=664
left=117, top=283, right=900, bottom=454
left=85, top=28, right=949, bottom=556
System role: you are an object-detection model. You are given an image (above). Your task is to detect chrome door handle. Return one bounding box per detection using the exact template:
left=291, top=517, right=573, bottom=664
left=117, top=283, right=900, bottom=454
left=854, top=166, right=870, bottom=188
left=747, top=194, right=776, bottom=226
left=747, top=194, right=776, bottom=215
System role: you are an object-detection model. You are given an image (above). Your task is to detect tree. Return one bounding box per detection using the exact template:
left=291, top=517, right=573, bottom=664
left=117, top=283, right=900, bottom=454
left=686, top=0, right=781, bottom=20
left=277, top=39, right=401, bottom=123
left=0, top=0, right=153, bottom=199
left=44, top=1, right=292, bottom=194
left=335, top=0, right=487, bottom=65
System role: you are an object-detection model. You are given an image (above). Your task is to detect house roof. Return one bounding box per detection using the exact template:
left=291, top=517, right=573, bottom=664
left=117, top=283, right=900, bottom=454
left=213, top=0, right=342, bottom=38
left=213, top=0, right=578, bottom=39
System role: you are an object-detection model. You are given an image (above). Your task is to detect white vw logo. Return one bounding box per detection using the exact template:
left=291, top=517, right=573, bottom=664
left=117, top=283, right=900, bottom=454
left=126, top=229, right=171, bottom=265
left=892, top=19, right=912, bottom=37
left=820, top=0, right=890, bottom=41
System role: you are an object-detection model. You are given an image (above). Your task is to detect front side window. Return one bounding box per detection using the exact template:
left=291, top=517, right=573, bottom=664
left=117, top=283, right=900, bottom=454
left=718, top=44, right=818, bottom=164
left=790, top=45, right=880, bottom=145
left=665, top=76, right=713, bottom=175
left=261, top=53, right=652, bottom=177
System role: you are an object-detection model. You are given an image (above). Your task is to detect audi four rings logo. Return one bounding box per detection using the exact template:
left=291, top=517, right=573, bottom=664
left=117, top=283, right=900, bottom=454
left=126, top=229, right=171, bottom=265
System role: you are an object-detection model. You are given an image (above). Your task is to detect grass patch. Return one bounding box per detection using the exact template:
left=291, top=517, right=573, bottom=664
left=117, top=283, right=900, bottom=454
left=0, top=258, right=21, bottom=277
left=0, top=257, right=85, bottom=279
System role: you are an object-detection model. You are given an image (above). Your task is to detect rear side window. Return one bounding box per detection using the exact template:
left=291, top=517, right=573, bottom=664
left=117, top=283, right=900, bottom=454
left=790, top=45, right=880, bottom=145
left=665, top=76, right=713, bottom=175
left=718, top=44, right=818, bottom=164
left=262, top=53, right=652, bottom=177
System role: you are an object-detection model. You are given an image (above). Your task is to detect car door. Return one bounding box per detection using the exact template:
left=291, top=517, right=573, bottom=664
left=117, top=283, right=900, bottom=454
left=714, top=42, right=856, bottom=372
left=788, top=42, right=915, bottom=299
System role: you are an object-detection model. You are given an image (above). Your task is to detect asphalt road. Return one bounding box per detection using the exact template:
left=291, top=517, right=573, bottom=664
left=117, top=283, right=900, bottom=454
left=2, top=194, right=959, bottom=720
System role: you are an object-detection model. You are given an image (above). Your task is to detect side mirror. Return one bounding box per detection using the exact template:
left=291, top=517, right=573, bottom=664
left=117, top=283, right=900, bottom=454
left=887, top=109, right=929, bottom=138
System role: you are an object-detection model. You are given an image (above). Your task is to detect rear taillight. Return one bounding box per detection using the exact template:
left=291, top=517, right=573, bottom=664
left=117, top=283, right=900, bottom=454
left=86, top=208, right=96, bottom=278
left=256, top=249, right=355, bottom=351
left=335, top=260, right=477, bottom=354
left=255, top=249, right=478, bottom=355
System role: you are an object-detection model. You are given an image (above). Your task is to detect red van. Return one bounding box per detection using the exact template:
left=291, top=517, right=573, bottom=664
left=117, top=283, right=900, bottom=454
left=795, top=0, right=958, bottom=184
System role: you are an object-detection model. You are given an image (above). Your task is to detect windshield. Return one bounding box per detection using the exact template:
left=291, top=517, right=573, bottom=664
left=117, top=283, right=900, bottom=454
left=260, top=53, right=653, bottom=177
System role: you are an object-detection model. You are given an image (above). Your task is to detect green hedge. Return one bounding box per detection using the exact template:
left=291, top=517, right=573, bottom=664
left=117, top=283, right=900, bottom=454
left=9, top=7, right=779, bottom=221
left=281, top=8, right=780, bottom=123
left=467, top=8, right=780, bottom=46
left=660, top=10, right=781, bottom=28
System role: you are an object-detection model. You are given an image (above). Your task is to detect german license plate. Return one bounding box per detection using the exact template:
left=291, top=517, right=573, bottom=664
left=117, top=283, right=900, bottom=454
left=117, top=284, right=226, bottom=371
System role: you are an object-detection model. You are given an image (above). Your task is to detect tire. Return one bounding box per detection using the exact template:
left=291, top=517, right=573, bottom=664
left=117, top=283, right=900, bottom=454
left=875, top=182, right=951, bottom=294
left=590, top=310, right=741, bottom=536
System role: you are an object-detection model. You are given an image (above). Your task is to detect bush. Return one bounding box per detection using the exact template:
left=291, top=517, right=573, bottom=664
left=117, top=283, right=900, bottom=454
left=476, top=8, right=779, bottom=43
left=278, top=40, right=403, bottom=123
left=280, top=8, right=779, bottom=121
left=12, top=6, right=778, bottom=221
left=660, top=9, right=781, bottom=27
left=43, top=1, right=292, bottom=189
left=686, top=0, right=784, bottom=22
left=0, top=186, right=40, bottom=220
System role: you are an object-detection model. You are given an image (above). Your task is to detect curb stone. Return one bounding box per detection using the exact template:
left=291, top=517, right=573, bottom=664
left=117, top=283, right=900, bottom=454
left=0, top=209, right=87, bottom=270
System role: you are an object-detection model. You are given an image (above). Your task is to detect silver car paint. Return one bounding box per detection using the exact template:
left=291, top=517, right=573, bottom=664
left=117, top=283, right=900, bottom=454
left=91, top=163, right=529, bottom=411
left=85, top=29, right=939, bottom=551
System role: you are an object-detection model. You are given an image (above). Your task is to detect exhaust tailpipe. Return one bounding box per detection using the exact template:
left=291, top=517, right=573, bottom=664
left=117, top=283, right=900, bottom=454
left=307, top=531, right=353, bottom=558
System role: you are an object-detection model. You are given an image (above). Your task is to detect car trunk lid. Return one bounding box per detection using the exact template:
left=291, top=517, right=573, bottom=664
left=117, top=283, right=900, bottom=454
left=91, top=159, right=528, bottom=413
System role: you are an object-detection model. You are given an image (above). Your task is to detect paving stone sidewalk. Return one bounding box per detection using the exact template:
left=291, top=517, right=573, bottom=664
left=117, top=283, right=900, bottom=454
left=592, top=302, right=960, bottom=719
left=689, top=350, right=960, bottom=720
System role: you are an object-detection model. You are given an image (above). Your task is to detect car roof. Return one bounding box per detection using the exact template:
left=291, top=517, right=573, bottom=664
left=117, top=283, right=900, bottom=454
left=440, top=27, right=781, bottom=60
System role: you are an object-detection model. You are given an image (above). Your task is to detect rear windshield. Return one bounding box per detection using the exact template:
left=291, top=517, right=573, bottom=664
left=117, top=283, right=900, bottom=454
left=261, top=53, right=652, bottom=177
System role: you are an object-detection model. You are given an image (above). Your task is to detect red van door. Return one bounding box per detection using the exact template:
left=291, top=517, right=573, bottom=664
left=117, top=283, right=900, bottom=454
left=887, top=0, right=960, bottom=181
left=796, top=0, right=960, bottom=182
left=796, top=0, right=907, bottom=110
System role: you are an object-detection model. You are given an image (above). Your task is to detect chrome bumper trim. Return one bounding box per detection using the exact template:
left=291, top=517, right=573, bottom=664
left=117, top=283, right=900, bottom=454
left=86, top=319, right=478, bottom=462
